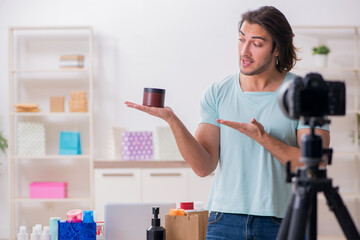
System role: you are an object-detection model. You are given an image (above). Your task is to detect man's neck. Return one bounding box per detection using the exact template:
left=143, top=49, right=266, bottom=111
left=239, top=70, right=287, bottom=92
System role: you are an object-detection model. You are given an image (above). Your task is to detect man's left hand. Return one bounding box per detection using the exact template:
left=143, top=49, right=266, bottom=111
left=216, top=118, right=266, bottom=142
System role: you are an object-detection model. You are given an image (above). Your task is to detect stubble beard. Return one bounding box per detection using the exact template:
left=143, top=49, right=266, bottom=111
left=240, top=56, right=273, bottom=76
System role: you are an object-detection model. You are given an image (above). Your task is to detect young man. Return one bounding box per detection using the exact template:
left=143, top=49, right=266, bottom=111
left=125, top=6, right=329, bottom=240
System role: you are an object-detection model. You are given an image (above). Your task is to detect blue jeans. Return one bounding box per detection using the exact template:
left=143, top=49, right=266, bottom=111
left=206, top=212, right=282, bottom=240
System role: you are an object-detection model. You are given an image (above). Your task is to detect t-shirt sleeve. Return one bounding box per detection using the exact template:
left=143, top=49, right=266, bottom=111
left=296, top=121, right=330, bottom=131
left=200, top=84, right=220, bottom=127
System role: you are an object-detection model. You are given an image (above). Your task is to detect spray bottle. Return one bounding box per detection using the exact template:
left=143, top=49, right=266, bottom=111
left=146, top=207, right=165, bottom=240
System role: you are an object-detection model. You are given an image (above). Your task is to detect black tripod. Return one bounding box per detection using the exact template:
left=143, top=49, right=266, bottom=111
left=276, top=118, right=360, bottom=240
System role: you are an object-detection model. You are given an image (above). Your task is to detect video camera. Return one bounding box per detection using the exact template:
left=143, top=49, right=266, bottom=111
left=278, top=72, right=346, bottom=125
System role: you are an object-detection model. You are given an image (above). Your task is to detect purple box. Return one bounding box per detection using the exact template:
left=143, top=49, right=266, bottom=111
left=122, top=131, right=153, bottom=160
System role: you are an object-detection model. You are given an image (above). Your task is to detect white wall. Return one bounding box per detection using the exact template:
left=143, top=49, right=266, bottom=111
left=0, top=0, right=359, bottom=238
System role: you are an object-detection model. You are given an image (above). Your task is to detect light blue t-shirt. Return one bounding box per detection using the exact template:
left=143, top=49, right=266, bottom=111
left=200, top=72, right=328, bottom=218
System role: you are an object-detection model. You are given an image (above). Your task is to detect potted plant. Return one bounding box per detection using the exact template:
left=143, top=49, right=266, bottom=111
left=0, top=131, right=8, bottom=155
left=312, top=45, right=330, bottom=68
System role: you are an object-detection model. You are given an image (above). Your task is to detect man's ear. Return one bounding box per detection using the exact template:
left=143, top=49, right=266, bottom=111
left=274, top=46, right=279, bottom=57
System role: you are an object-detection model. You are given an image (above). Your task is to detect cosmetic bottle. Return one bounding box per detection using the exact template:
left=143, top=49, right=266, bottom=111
left=40, top=226, right=51, bottom=240
left=31, top=226, right=40, bottom=240
left=147, top=207, right=165, bottom=240
left=35, top=224, right=42, bottom=235
left=83, top=210, right=94, bottom=223
left=17, top=226, right=28, bottom=240
left=49, top=217, right=61, bottom=240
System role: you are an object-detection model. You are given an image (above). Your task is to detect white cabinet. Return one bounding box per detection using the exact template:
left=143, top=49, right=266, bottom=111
left=142, top=168, right=188, bottom=203
left=94, top=168, right=141, bottom=220
left=94, top=166, right=214, bottom=220
left=8, top=26, right=94, bottom=240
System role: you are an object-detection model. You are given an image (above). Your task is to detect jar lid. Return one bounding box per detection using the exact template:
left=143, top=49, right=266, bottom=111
left=180, top=202, right=194, bottom=210
left=144, top=88, right=165, bottom=94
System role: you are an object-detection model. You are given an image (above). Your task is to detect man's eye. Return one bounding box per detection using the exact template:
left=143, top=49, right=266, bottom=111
left=238, top=38, right=244, bottom=42
left=254, top=43, right=261, bottom=47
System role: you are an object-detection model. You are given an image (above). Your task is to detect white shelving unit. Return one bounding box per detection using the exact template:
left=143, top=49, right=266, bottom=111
left=8, top=26, right=94, bottom=239
left=292, top=25, right=359, bottom=238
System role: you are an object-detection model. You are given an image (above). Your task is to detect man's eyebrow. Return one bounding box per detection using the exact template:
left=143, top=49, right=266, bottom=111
left=239, top=30, right=266, bottom=41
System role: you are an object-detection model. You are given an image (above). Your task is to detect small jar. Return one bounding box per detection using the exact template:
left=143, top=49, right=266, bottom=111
left=143, top=88, right=165, bottom=108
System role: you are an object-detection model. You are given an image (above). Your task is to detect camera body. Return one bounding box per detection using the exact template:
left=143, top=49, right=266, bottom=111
left=278, top=72, right=346, bottom=121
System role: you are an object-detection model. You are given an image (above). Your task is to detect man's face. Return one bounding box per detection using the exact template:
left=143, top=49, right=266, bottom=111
left=238, top=21, right=278, bottom=76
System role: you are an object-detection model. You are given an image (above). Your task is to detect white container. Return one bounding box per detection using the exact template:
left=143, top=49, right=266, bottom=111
left=314, top=54, right=328, bottom=68
left=30, top=226, right=40, bottom=240
left=40, top=226, right=51, bottom=240
left=18, top=226, right=28, bottom=240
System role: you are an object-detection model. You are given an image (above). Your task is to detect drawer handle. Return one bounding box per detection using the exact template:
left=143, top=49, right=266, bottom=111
left=102, top=173, right=134, bottom=177
left=150, top=173, right=181, bottom=177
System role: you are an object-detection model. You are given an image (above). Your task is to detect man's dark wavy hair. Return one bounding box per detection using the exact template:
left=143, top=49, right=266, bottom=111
left=238, top=6, right=299, bottom=72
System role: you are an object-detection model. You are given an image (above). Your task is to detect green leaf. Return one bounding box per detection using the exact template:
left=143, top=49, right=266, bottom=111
left=312, top=45, right=330, bottom=55
left=0, top=132, right=8, bottom=155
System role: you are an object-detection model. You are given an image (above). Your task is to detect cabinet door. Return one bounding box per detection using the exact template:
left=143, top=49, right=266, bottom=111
left=141, top=168, right=188, bottom=205
left=94, top=168, right=141, bottom=220
left=187, top=169, right=214, bottom=207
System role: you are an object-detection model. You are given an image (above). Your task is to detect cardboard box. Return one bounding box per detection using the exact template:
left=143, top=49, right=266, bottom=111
left=50, top=96, right=65, bottom=112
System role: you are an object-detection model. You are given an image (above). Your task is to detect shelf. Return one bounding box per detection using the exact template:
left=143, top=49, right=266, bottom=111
left=293, top=67, right=358, bottom=72
left=8, top=25, right=94, bottom=240
left=318, top=192, right=360, bottom=200
left=346, top=110, right=359, bottom=115
left=332, top=151, right=358, bottom=157
left=11, top=112, right=90, bottom=117
left=12, top=155, right=91, bottom=160
left=10, top=69, right=89, bottom=73
left=318, top=236, right=346, bottom=240
left=14, top=197, right=91, bottom=203
left=10, top=26, right=92, bottom=31
left=94, top=160, right=188, bottom=169
left=293, top=25, right=358, bottom=29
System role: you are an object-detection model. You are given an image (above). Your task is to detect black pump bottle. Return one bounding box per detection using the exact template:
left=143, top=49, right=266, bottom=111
left=147, top=207, right=166, bottom=240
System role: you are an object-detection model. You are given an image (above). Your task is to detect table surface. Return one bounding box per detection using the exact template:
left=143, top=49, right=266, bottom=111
left=94, top=160, right=189, bottom=168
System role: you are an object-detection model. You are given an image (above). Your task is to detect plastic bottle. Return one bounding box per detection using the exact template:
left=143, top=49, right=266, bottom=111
left=146, top=207, right=165, bottom=240
left=96, top=222, right=105, bottom=240
left=35, top=224, right=42, bottom=235
left=30, top=226, right=40, bottom=240
left=49, top=217, right=61, bottom=240
left=17, top=226, right=28, bottom=240
left=40, top=226, right=51, bottom=240
left=83, top=210, right=94, bottom=223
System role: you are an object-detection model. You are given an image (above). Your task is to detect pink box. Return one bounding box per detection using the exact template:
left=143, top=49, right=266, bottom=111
left=29, top=182, right=68, bottom=199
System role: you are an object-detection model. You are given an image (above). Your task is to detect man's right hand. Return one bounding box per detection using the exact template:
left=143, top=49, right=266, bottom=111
left=124, top=101, right=175, bottom=123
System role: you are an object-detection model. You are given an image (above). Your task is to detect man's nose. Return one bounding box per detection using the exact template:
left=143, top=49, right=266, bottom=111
left=241, top=42, right=251, bottom=56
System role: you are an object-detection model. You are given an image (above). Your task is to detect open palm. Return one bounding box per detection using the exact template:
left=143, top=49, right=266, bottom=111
left=216, top=118, right=265, bottom=142
left=124, top=101, right=174, bottom=122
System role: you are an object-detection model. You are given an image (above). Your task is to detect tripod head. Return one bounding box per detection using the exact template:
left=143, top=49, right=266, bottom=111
left=299, top=116, right=332, bottom=169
